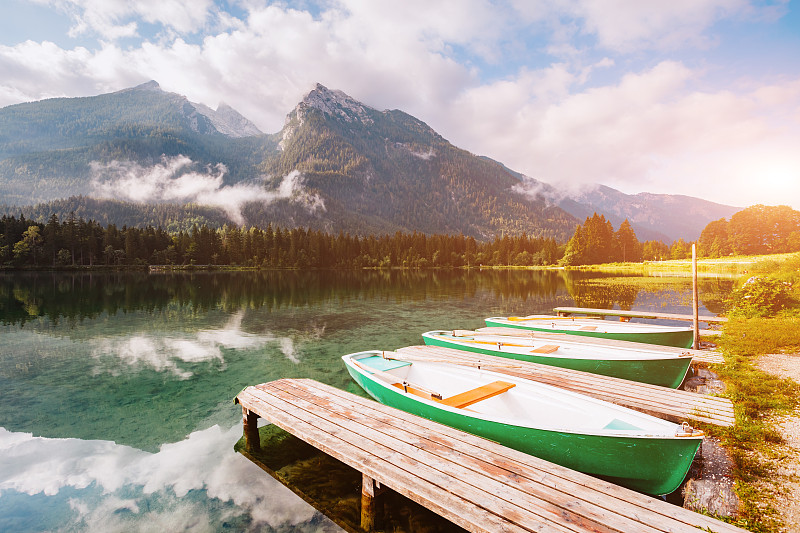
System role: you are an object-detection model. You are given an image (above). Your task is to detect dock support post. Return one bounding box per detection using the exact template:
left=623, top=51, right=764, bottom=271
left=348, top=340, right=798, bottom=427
left=242, top=407, right=260, bottom=453
left=360, top=473, right=384, bottom=531
left=692, top=244, right=699, bottom=350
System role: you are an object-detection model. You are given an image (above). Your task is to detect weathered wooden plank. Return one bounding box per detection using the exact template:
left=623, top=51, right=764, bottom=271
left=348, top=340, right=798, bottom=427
left=267, top=380, right=675, bottom=533
left=276, top=387, right=671, bottom=533
left=237, top=387, right=536, bottom=533
left=553, top=307, right=728, bottom=323
left=474, top=327, right=726, bottom=365
left=268, top=381, right=631, bottom=533
left=396, top=346, right=735, bottom=427
left=239, top=384, right=571, bottom=533
left=250, top=379, right=747, bottom=533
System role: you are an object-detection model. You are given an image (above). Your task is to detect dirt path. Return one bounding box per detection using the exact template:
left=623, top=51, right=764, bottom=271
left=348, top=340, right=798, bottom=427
left=754, top=354, right=800, bottom=532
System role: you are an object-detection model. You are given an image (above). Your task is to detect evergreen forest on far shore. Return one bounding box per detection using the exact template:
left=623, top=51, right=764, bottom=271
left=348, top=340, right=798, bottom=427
left=2, top=204, right=798, bottom=270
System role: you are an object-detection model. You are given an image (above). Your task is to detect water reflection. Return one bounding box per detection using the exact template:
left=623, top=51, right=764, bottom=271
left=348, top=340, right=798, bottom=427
left=88, top=311, right=302, bottom=379
left=0, top=270, right=572, bottom=326
left=0, top=425, right=339, bottom=533
left=0, top=269, right=737, bottom=531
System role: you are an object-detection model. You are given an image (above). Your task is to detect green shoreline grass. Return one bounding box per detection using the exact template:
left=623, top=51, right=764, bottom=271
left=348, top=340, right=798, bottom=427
left=695, top=252, right=800, bottom=532
left=703, top=317, right=800, bottom=533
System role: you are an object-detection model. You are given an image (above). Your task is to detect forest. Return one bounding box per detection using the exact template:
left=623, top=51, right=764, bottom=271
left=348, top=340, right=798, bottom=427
left=0, top=213, right=560, bottom=269
left=560, top=204, right=800, bottom=265
left=2, top=204, right=797, bottom=270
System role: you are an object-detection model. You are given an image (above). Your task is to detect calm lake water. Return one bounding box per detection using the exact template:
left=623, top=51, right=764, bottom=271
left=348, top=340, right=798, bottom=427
left=0, top=270, right=735, bottom=532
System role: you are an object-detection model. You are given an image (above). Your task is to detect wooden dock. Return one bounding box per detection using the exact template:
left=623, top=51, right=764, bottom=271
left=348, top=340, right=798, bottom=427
left=396, top=345, right=735, bottom=428
left=553, top=306, right=728, bottom=323
left=475, top=327, right=725, bottom=366
left=235, top=379, right=745, bottom=533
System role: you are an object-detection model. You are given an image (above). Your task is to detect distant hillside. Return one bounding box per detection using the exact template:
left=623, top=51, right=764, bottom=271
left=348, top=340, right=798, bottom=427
left=0, top=81, right=273, bottom=205
left=557, top=185, right=740, bottom=242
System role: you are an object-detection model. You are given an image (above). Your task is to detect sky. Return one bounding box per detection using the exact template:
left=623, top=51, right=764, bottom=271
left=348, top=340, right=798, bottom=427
left=1, top=0, right=799, bottom=211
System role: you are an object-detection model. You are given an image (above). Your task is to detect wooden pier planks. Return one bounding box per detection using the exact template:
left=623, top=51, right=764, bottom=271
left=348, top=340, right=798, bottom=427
left=396, top=345, right=735, bottom=428
left=475, top=327, right=725, bottom=365
left=236, top=378, right=746, bottom=533
left=553, top=306, right=728, bottom=323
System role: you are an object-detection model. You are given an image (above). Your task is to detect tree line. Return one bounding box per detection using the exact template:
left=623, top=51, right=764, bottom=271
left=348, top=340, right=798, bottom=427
left=3, top=204, right=798, bottom=270
left=560, top=204, right=800, bottom=265
left=0, top=213, right=561, bottom=269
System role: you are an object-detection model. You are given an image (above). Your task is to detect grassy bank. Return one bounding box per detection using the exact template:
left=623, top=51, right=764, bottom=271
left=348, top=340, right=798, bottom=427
left=701, top=253, right=800, bottom=532
left=559, top=252, right=799, bottom=276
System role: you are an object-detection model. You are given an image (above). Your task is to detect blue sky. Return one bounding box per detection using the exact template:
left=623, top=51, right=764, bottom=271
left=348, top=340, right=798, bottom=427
left=1, top=0, right=799, bottom=210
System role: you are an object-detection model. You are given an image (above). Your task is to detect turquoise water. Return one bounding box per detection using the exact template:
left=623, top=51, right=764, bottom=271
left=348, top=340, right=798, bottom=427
left=0, top=270, right=732, bottom=532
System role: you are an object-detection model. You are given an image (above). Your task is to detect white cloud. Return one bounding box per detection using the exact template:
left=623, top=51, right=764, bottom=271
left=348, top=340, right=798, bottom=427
left=510, top=0, right=758, bottom=53
left=446, top=59, right=800, bottom=208
left=89, top=310, right=303, bottom=378
left=89, top=156, right=324, bottom=225
left=31, top=0, right=214, bottom=40
left=0, top=425, right=327, bottom=530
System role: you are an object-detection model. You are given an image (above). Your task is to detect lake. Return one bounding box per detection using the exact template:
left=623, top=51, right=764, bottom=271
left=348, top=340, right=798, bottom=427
left=0, top=269, right=735, bottom=532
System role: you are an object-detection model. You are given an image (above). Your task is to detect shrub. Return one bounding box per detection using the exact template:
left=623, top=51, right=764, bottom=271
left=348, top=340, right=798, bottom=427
left=727, top=276, right=794, bottom=317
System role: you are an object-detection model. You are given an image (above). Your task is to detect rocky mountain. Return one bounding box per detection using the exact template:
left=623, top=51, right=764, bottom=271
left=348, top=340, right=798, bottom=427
left=250, top=83, right=576, bottom=238
left=0, top=81, right=737, bottom=241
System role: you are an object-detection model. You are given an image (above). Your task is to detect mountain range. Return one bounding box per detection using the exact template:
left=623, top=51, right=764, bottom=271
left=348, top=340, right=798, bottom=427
left=0, top=81, right=739, bottom=241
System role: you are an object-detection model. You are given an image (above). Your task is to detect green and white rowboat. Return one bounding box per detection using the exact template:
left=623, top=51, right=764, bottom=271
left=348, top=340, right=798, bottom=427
left=485, top=315, right=694, bottom=348
left=422, top=329, right=693, bottom=388
left=343, top=350, right=703, bottom=495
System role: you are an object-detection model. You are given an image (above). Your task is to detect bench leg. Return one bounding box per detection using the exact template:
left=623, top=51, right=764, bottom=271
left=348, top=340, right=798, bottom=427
left=361, top=473, right=384, bottom=531
left=242, top=407, right=260, bottom=454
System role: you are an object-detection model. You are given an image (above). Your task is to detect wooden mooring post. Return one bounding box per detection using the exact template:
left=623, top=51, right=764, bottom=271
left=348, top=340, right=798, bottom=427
left=361, top=473, right=385, bottom=531
left=692, top=243, right=699, bottom=350
left=242, top=406, right=261, bottom=453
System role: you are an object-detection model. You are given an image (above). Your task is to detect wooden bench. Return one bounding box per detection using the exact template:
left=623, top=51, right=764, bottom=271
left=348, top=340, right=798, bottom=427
left=392, top=379, right=516, bottom=408
left=439, top=381, right=515, bottom=408
left=235, top=379, right=746, bottom=533
left=530, top=344, right=560, bottom=354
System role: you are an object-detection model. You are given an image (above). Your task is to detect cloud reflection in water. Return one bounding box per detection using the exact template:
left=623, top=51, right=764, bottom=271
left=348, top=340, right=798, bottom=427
left=90, top=311, right=302, bottom=378
left=0, top=424, right=339, bottom=532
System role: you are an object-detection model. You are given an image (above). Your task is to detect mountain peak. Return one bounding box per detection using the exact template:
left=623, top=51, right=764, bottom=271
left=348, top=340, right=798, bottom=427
left=298, top=83, right=375, bottom=124
left=132, top=80, right=162, bottom=91
left=193, top=101, right=263, bottom=138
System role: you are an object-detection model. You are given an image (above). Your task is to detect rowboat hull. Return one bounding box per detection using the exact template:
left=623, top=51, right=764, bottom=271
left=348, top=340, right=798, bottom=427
left=485, top=316, right=694, bottom=348
left=343, top=351, right=702, bottom=495
left=422, top=330, right=692, bottom=388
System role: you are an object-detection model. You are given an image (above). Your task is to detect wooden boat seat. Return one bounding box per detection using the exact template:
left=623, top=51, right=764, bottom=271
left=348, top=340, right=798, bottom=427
left=530, top=344, right=559, bottom=354
left=392, top=382, right=443, bottom=401
left=578, top=326, right=597, bottom=331
left=439, top=381, right=516, bottom=409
